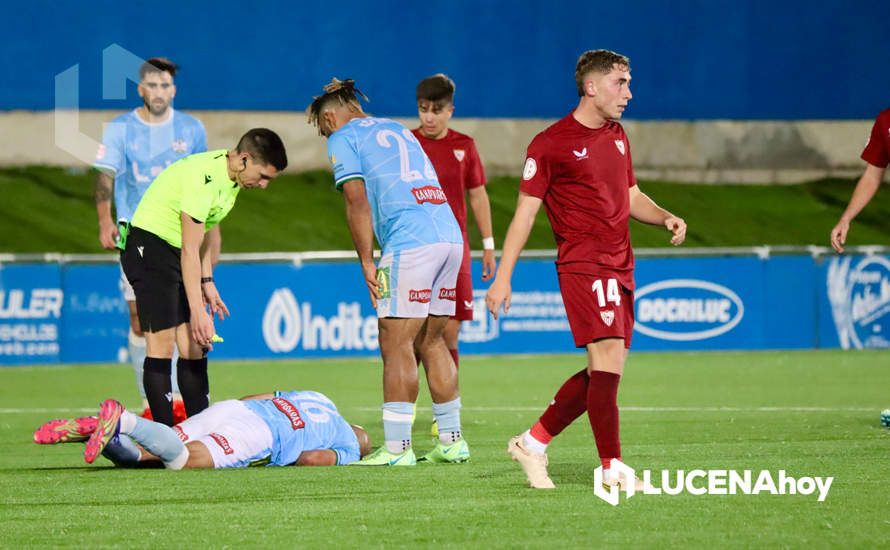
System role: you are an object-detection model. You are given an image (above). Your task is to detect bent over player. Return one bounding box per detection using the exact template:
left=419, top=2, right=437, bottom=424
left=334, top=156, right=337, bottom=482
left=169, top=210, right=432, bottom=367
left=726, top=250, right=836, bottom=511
left=122, top=130, right=286, bottom=426
left=486, top=50, right=687, bottom=489
left=34, top=390, right=371, bottom=468
left=307, top=79, right=468, bottom=465
left=94, top=57, right=208, bottom=421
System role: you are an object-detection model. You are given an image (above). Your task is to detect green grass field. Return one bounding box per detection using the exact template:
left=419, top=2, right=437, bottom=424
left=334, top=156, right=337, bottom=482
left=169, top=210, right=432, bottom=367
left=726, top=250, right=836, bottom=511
left=1, top=351, right=888, bottom=547
left=2, top=166, right=890, bottom=253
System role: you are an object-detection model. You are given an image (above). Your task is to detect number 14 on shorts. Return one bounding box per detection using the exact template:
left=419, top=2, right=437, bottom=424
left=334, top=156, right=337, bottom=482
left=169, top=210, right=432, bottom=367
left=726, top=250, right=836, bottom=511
left=591, top=278, right=621, bottom=307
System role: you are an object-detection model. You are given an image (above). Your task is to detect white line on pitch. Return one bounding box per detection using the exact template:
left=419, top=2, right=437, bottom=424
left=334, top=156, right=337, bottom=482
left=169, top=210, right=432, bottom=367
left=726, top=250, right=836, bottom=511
left=354, top=406, right=876, bottom=413
left=0, top=407, right=96, bottom=414
left=1, top=405, right=877, bottom=415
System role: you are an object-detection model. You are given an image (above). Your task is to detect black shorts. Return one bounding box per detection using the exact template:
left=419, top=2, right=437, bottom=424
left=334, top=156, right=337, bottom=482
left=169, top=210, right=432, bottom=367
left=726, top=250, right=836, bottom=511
left=120, top=226, right=189, bottom=332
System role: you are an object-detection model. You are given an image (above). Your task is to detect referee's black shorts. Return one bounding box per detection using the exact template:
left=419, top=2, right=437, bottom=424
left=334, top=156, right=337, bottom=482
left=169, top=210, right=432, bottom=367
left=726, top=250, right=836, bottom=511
left=120, top=226, right=190, bottom=332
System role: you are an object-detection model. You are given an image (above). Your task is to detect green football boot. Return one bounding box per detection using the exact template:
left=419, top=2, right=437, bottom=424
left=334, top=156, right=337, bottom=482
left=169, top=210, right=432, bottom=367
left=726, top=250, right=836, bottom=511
left=418, top=439, right=470, bottom=464
left=351, top=446, right=417, bottom=466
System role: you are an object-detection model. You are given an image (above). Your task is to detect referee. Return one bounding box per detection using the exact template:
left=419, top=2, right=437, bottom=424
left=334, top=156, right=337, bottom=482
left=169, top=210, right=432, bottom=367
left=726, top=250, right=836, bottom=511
left=121, top=128, right=287, bottom=425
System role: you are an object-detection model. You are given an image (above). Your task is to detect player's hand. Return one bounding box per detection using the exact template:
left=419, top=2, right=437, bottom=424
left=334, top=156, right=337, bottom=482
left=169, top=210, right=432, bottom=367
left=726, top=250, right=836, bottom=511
left=362, top=261, right=381, bottom=309
left=190, top=310, right=216, bottom=350
left=481, top=250, right=497, bottom=281
left=98, top=219, right=118, bottom=250
left=201, top=282, right=230, bottom=321
left=830, top=219, right=850, bottom=253
left=665, top=216, right=687, bottom=246
left=485, top=277, right=511, bottom=320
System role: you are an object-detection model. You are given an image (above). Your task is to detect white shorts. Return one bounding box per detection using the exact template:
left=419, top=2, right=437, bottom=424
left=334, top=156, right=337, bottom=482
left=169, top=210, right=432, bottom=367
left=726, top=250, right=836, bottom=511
left=119, top=263, right=135, bottom=302
left=376, top=242, right=463, bottom=318
left=172, top=400, right=274, bottom=469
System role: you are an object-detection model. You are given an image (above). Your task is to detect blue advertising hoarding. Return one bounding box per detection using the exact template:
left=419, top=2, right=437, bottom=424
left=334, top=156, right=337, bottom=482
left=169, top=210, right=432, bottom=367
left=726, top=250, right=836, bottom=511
left=60, top=264, right=130, bottom=363
left=0, top=253, right=886, bottom=365
left=0, top=263, right=63, bottom=365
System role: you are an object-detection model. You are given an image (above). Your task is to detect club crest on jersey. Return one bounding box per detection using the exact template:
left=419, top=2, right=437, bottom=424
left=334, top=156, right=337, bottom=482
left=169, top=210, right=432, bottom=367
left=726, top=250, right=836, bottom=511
left=573, top=147, right=588, bottom=160
left=453, top=149, right=465, bottom=162
left=411, top=186, right=448, bottom=205
left=601, top=310, right=615, bottom=326
left=614, top=140, right=626, bottom=155
left=171, top=139, right=188, bottom=153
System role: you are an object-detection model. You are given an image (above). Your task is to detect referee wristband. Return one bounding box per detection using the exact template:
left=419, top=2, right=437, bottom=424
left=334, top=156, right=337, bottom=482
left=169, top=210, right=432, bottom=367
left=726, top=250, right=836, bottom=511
left=200, top=277, right=214, bottom=284
left=482, top=237, right=495, bottom=251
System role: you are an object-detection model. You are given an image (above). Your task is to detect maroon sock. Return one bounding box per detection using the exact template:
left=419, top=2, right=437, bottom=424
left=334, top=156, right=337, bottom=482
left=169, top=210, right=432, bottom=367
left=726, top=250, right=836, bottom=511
left=537, top=368, right=589, bottom=437
left=586, top=371, right=622, bottom=466
left=449, top=348, right=459, bottom=370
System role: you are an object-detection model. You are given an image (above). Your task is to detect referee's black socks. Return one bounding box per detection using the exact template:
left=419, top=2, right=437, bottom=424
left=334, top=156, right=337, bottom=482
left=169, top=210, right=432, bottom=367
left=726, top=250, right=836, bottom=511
left=143, top=357, right=174, bottom=426
left=177, top=357, right=209, bottom=418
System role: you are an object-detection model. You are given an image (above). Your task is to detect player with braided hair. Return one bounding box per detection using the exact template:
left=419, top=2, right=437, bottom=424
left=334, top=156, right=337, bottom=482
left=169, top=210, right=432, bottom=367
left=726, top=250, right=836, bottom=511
left=307, top=78, right=469, bottom=466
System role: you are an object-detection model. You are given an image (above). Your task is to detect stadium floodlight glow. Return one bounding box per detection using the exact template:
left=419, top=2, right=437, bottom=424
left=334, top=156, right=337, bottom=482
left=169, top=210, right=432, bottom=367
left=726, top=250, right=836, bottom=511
left=54, top=43, right=143, bottom=164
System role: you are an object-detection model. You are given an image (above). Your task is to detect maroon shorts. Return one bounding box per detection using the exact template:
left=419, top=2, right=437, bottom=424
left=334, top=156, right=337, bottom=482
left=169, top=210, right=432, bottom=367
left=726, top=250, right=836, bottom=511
left=558, top=272, right=634, bottom=349
left=452, top=243, right=474, bottom=321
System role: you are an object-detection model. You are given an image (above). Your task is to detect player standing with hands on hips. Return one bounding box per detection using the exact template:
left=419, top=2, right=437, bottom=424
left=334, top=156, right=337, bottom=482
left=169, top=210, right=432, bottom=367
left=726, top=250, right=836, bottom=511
left=486, top=50, right=687, bottom=489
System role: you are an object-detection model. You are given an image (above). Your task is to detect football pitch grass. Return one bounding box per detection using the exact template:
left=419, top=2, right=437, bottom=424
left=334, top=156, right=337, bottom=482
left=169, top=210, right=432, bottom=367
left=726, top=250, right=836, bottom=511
left=1, top=350, right=888, bottom=548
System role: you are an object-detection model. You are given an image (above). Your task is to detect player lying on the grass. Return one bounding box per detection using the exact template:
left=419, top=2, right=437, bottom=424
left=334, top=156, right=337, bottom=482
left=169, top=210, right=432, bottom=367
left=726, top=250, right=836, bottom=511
left=34, top=390, right=372, bottom=469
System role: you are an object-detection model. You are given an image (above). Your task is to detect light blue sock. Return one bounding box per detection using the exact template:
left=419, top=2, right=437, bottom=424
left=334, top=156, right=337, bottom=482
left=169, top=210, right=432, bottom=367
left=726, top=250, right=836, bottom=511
left=128, top=331, right=147, bottom=399
left=382, top=402, right=414, bottom=454
left=124, top=411, right=188, bottom=469
left=130, top=332, right=180, bottom=397
left=432, top=397, right=462, bottom=444
left=170, top=347, right=181, bottom=395
left=101, top=434, right=142, bottom=466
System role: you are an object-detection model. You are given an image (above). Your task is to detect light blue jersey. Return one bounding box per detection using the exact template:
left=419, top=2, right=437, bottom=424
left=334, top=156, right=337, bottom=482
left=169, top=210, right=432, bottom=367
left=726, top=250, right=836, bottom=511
left=94, top=108, right=207, bottom=221
left=327, top=117, right=462, bottom=254
left=242, top=390, right=361, bottom=466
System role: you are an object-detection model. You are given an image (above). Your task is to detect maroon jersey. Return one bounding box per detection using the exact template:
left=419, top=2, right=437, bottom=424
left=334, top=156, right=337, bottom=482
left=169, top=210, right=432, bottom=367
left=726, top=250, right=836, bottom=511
left=520, top=114, right=636, bottom=289
left=412, top=128, right=486, bottom=233
left=862, top=108, right=890, bottom=168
